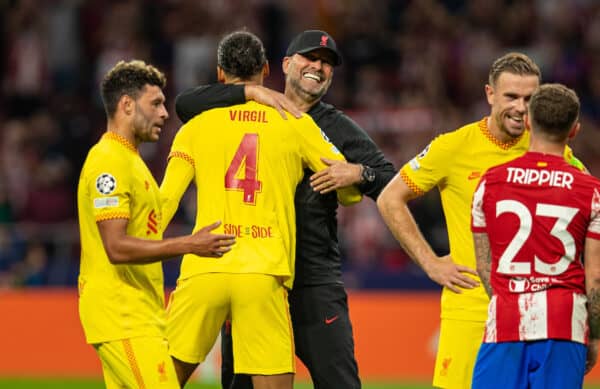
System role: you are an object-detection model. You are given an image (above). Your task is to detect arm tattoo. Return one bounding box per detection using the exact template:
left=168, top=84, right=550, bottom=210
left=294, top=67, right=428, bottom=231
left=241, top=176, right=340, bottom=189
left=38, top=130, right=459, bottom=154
left=473, top=233, right=493, bottom=297
left=589, top=287, right=600, bottom=340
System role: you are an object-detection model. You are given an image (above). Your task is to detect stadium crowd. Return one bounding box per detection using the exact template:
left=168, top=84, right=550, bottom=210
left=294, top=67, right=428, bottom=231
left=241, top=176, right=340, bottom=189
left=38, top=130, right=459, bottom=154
left=1, top=0, right=599, bottom=289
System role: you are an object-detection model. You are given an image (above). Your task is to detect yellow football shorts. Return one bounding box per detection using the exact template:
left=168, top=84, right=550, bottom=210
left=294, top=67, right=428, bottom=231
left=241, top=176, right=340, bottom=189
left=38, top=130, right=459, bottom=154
left=433, top=318, right=485, bottom=389
left=94, top=336, right=179, bottom=389
left=166, top=273, right=295, bottom=375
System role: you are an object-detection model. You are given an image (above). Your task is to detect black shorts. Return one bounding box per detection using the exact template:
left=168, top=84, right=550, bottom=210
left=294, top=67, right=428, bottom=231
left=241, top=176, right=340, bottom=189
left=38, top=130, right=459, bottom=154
left=221, top=284, right=361, bottom=389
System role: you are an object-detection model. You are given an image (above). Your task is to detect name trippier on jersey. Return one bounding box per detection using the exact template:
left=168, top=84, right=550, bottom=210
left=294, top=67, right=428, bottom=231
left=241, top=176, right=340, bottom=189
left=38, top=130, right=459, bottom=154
left=506, top=167, right=573, bottom=189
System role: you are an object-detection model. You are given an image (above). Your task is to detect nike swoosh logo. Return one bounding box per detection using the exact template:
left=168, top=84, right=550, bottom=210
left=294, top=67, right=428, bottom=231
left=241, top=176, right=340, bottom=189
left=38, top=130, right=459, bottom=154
left=325, top=315, right=339, bottom=325
left=468, top=172, right=481, bottom=180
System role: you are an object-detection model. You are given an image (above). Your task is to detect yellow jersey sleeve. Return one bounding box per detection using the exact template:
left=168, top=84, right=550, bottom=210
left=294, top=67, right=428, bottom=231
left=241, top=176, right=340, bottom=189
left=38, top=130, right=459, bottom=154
left=84, top=149, right=131, bottom=222
left=168, top=123, right=196, bottom=168
left=160, top=125, right=195, bottom=227
left=294, top=115, right=362, bottom=206
left=400, top=134, right=452, bottom=194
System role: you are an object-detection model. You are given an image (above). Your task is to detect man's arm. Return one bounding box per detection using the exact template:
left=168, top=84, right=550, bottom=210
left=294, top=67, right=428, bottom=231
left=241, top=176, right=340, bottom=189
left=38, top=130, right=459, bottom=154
left=175, top=84, right=300, bottom=123
left=175, top=84, right=246, bottom=123
left=585, top=237, right=600, bottom=373
left=97, top=219, right=235, bottom=264
left=295, top=116, right=362, bottom=206
left=310, top=111, right=396, bottom=200
left=309, top=157, right=363, bottom=194
left=376, top=173, right=479, bottom=293
left=473, top=232, right=493, bottom=297
left=160, top=156, right=195, bottom=227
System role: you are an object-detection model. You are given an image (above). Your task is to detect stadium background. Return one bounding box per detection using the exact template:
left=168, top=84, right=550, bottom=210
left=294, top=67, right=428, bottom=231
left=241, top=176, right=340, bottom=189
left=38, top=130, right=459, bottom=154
left=1, top=0, right=600, bottom=387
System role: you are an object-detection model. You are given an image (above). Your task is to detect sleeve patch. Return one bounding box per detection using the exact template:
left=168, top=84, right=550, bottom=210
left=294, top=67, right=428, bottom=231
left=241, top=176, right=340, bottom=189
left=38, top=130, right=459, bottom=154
left=94, top=196, right=119, bottom=208
left=96, top=173, right=117, bottom=195
left=409, top=157, right=420, bottom=171
left=417, top=143, right=431, bottom=159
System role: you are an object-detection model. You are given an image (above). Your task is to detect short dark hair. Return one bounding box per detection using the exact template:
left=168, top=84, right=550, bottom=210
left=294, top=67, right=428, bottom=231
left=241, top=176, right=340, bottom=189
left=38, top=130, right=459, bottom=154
left=488, top=52, right=541, bottom=86
left=100, top=60, right=166, bottom=118
left=528, top=83, right=580, bottom=141
left=217, top=30, right=266, bottom=80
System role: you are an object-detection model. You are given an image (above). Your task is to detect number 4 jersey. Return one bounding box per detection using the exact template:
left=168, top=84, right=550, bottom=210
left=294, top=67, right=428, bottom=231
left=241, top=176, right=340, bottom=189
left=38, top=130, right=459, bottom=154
left=161, top=101, right=361, bottom=288
left=471, top=151, right=600, bottom=344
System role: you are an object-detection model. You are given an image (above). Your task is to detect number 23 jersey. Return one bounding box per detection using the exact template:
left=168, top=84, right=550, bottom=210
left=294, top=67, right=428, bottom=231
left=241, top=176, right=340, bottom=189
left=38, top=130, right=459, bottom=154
left=471, top=151, right=600, bottom=343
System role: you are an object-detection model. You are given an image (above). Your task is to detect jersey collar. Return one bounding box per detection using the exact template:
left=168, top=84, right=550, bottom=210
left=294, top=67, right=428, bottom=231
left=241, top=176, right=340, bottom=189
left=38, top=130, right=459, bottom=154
left=479, top=117, right=524, bottom=150
left=103, top=131, right=138, bottom=153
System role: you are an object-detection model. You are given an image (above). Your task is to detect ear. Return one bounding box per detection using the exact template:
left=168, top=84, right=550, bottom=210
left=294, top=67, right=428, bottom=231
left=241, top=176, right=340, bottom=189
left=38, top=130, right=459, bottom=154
left=282, top=57, right=291, bottom=75
left=484, top=83, right=494, bottom=106
left=217, top=66, right=226, bottom=83
left=524, top=113, right=530, bottom=130
left=120, top=94, right=134, bottom=116
left=263, top=61, right=270, bottom=78
left=568, top=121, right=581, bottom=140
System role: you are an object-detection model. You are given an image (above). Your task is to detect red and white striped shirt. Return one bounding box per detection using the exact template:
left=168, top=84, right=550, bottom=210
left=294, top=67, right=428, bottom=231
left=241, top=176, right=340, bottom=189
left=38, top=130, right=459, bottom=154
left=471, top=152, right=600, bottom=344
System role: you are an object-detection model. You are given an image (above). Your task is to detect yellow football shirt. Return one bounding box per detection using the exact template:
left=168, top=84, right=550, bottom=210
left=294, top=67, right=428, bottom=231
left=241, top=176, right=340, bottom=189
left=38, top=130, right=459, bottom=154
left=77, top=132, right=165, bottom=344
left=161, top=101, right=360, bottom=288
left=401, top=117, right=579, bottom=321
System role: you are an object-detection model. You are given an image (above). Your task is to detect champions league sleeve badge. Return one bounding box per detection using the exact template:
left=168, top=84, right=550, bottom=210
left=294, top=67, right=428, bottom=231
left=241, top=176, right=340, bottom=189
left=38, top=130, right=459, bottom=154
left=409, top=143, right=431, bottom=171
left=95, top=173, right=117, bottom=195
left=417, top=143, right=431, bottom=159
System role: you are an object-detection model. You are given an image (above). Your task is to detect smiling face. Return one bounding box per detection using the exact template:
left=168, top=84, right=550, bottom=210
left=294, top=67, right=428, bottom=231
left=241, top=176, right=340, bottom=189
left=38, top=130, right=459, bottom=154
left=485, top=72, right=540, bottom=142
left=283, top=48, right=335, bottom=107
left=131, top=84, right=168, bottom=143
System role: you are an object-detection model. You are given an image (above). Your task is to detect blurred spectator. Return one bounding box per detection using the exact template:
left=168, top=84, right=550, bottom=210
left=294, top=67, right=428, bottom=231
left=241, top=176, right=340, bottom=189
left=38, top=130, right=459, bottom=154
left=1, top=119, right=33, bottom=215
left=47, top=0, right=83, bottom=94
left=12, top=240, right=49, bottom=286
left=3, top=0, right=48, bottom=117
left=0, top=225, right=26, bottom=287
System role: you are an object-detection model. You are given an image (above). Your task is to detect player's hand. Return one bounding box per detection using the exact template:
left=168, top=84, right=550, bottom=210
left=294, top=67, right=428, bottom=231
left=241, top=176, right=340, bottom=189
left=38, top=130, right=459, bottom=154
left=245, top=85, right=302, bottom=119
left=586, top=340, right=599, bottom=374
left=423, top=255, right=479, bottom=293
left=310, top=158, right=362, bottom=194
left=188, top=220, right=236, bottom=258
